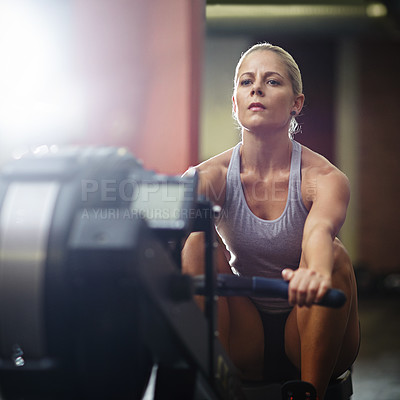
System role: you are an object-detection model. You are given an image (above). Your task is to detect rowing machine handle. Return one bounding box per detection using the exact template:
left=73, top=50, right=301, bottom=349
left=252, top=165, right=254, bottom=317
left=194, top=274, right=346, bottom=308
left=250, top=276, right=346, bottom=308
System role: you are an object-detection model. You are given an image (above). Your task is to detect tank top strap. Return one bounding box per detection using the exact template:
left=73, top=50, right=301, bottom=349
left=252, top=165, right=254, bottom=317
left=227, top=141, right=241, bottom=179
left=224, top=141, right=242, bottom=206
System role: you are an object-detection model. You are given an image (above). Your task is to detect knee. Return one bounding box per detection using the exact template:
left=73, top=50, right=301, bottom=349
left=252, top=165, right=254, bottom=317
left=332, top=238, right=356, bottom=291
left=333, top=238, right=352, bottom=273
left=182, top=232, right=232, bottom=276
left=181, top=232, right=205, bottom=275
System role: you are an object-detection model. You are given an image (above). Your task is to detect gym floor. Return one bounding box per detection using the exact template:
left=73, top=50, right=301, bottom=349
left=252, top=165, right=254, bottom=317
left=352, top=293, right=400, bottom=400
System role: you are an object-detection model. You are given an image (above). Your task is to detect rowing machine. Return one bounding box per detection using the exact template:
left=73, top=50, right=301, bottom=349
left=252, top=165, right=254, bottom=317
left=0, top=147, right=352, bottom=400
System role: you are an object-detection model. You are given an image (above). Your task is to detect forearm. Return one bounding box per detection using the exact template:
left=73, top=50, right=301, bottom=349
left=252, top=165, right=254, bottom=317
left=302, top=224, right=335, bottom=277
left=283, top=224, right=337, bottom=306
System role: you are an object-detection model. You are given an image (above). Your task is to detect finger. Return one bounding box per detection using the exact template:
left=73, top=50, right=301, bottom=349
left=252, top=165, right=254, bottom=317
left=304, top=279, right=319, bottom=307
left=282, top=268, right=294, bottom=281
left=288, top=279, right=298, bottom=306
left=287, top=270, right=302, bottom=306
left=315, top=281, right=330, bottom=304
left=295, top=270, right=319, bottom=307
left=288, top=272, right=307, bottom=307
left=295, top=279, right=308, bottom=307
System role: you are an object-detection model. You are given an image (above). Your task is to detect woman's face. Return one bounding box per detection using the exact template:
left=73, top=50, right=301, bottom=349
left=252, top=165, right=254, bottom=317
left=233, top=50, right=304, bottom=135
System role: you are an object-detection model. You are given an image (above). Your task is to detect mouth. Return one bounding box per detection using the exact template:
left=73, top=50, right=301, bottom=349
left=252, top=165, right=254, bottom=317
left=248, top=102, right=266, bottom=111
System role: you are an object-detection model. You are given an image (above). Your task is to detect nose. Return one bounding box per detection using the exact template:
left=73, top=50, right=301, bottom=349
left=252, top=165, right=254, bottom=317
left=251, top=82, right=264, bottom=96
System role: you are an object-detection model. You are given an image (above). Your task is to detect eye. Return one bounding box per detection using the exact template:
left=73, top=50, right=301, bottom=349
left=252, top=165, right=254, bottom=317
left=267, top=79, right=280, bottom=86
left=240, top=79, right=252, bottom=86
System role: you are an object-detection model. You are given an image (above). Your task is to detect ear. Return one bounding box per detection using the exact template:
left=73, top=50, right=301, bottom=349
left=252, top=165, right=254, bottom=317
left=293, top=93, right=305, bottom=115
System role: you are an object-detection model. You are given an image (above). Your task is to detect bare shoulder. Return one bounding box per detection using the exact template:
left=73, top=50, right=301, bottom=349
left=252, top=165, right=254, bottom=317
left=300, top=144, right=350, bottom=204
left=185, top=147, right=235, bottom=207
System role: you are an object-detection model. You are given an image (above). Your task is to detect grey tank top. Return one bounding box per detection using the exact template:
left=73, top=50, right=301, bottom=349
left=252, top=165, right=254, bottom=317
left=215, top=140, right=309, bottom=313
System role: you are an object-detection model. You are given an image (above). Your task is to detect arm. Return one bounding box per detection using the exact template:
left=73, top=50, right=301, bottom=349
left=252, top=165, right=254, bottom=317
left=182, top=149, right=232, bottom=207
left=283, top=167, right=350, bottom=307
left=181, top=151, right=230, bottom=274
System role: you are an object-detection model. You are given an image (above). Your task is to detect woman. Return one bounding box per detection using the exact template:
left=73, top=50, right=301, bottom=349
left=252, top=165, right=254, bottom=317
left=182, top=43, right=360, bottom=400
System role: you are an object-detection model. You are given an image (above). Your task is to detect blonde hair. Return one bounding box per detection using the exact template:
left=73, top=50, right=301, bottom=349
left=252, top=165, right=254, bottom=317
left=233, top=42, right=303, bottom=138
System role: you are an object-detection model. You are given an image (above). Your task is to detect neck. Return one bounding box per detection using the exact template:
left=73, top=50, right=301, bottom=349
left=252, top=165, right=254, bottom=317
left=241, top=130, right=292, bottom=175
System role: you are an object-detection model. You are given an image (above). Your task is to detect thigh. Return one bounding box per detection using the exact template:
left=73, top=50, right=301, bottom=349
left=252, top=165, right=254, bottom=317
left=182, top=232, right=265, bottom=380
left=212, top=234, right=265, bottom=380
left=284, top=238, right=360, bottom=376
left=259, top=311, right=300, bottom=383
left=330, top=238, right=360, bottom=375
left=225, top=295, right=264, bottom=380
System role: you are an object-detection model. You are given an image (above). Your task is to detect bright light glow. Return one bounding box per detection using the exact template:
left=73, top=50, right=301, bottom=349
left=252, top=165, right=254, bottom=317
left=366, top=3, right=388, bottom=18
left=0, top=1, right=85, bottom=157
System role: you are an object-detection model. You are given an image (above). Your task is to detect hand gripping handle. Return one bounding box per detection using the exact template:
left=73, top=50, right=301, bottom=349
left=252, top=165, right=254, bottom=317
left=250, top=276, right=346, bottom=308
left=194, top=274, right=346, bottom=308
